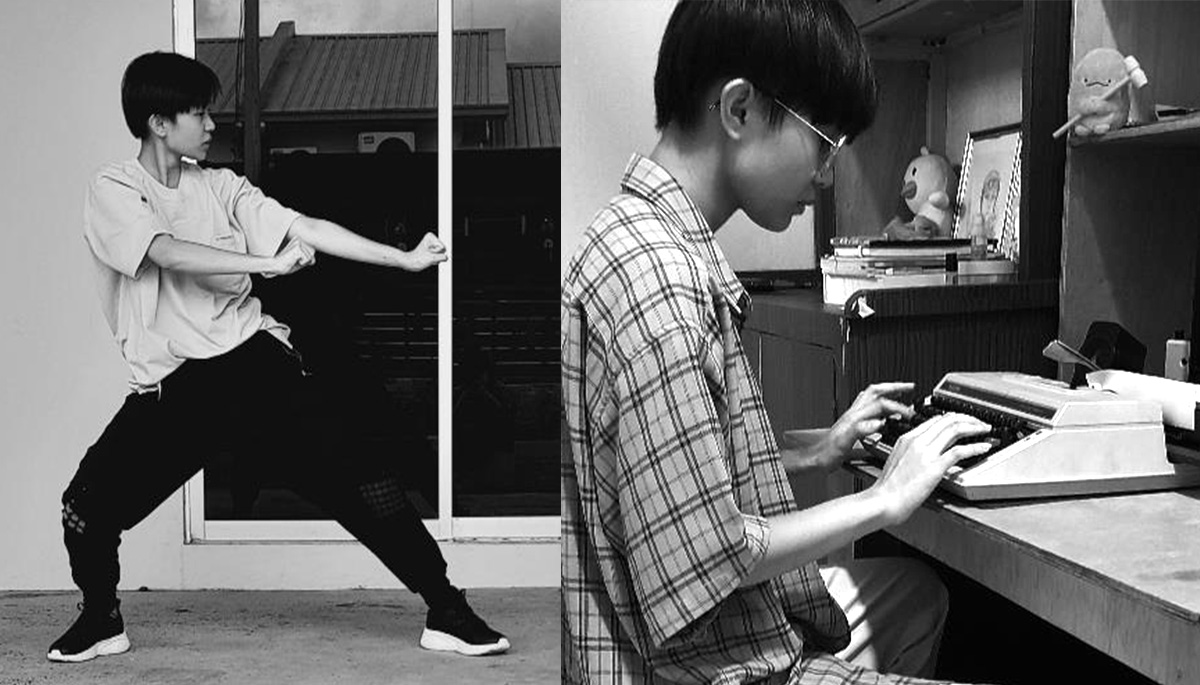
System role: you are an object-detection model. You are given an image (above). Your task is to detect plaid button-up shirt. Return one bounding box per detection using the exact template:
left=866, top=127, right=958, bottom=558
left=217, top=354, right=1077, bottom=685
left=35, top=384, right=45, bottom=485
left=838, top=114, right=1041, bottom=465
left=562, top=155, right=873, bottom=685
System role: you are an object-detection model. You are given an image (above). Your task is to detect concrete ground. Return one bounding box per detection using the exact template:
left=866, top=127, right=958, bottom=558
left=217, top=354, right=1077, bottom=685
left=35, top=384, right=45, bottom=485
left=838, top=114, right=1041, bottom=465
left=0, top=587, right=557, bottom=685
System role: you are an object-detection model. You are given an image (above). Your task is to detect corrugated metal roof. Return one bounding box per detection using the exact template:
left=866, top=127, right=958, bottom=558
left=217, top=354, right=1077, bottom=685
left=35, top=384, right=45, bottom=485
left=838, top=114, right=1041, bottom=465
left=454, top=29, right=508, bottom=112
left=500, top=64, right=560, bottom=149
left=197, top=25, right=508, bottom=118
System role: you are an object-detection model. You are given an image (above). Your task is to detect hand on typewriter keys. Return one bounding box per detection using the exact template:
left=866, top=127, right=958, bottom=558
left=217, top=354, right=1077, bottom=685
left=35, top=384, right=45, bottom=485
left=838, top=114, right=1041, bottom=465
left=870, top=413, right=993, bottom=525
left=818, top=382, right=917, bottom=470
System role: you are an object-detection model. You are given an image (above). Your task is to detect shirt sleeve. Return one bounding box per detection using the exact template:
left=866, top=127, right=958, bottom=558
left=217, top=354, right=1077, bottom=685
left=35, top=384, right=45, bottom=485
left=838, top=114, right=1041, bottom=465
left=613, top=320, right=771, bottom=651
left=210, top=168, right=301, bottom=258
left=83, top=171, right=169, bottom=279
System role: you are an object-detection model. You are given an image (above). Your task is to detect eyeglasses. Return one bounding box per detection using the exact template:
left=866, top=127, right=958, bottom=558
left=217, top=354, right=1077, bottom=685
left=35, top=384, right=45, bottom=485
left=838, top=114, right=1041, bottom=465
left=771, top=99, right=845, bottom=178
left=709, top=97, right=846, bottom=178
left=180, top=107, right=214, bottom=125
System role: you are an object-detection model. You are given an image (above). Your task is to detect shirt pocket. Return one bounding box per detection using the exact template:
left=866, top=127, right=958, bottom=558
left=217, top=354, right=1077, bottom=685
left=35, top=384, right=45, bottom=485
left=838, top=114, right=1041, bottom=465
left=203, top=194, right=244, bottom=250
left=210, top=222, right=247, bottom=254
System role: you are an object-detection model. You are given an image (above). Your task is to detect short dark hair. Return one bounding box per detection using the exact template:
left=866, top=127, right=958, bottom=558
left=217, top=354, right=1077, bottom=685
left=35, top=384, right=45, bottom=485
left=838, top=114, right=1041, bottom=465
left=654, top=0, right=877, bottom=140
left=121, top=52, right=221, bottom=139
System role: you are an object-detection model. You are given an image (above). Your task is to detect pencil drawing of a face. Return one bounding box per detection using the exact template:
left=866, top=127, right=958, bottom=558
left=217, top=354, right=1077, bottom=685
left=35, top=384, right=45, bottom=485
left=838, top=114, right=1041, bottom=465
left=979, top=170, right=1002, bottom=237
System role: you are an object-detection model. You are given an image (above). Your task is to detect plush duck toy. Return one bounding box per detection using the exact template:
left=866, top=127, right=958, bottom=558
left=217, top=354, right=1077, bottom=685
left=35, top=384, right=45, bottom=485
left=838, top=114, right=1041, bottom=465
left=883, top=147, right=956, bottom=240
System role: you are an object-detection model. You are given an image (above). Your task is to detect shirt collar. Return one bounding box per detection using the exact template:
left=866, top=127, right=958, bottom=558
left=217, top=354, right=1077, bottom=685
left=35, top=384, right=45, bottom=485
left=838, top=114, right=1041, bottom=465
left=619, top=154, right=751, bottom=323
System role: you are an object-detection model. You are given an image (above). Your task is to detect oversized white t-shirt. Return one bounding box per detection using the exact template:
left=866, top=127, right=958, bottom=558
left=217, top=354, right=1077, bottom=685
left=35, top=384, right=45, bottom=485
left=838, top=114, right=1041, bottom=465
left=84, top=159, right=301, bottom=392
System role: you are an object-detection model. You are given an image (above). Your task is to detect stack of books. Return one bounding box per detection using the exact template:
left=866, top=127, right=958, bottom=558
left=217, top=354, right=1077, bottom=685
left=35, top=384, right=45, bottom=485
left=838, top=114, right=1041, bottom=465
left=821, top=237, right=1015, bottom=306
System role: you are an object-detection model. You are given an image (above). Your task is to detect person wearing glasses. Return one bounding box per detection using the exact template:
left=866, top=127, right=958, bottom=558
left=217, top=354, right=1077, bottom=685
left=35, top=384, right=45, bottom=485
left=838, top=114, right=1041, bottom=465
left=49, top=51, right=509, bottom=663
left=561, top=1, right=992, bottom=683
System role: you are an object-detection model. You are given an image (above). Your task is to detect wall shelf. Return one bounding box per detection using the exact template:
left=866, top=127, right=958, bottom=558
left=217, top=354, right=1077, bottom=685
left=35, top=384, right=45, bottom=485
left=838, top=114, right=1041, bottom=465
left=833, top=0, right=1071, bottom=283
left=853, top=0, right=1022, bottom=40
left=1071, top=112, right=1200, bottom=148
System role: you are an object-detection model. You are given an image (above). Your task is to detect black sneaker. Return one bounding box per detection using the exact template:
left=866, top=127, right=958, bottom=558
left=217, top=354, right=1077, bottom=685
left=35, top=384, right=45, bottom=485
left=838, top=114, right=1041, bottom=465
left=47, top=601, right=130, bottom=663
left=420, top=590, right=510, bottom=656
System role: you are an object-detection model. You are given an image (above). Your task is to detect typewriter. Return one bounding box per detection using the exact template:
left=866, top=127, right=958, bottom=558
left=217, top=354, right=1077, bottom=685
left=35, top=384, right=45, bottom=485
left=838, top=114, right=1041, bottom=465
left=860, top=371, right=1200, bottom=501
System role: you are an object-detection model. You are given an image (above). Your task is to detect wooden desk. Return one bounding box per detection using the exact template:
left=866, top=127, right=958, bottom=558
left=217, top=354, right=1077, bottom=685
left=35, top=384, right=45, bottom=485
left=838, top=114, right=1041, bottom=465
left=849, top=465, right=1200, bottom=684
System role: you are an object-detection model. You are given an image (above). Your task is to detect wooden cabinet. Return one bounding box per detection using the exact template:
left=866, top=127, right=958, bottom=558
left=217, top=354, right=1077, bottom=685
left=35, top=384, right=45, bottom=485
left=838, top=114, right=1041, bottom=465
left=743, top=292, right=841, bottom=433
left=759, top=335, right=837, bottom=433
left=1059, top=1, right=1200, bottom=379
left=745, top=286, right=1058, bottom=430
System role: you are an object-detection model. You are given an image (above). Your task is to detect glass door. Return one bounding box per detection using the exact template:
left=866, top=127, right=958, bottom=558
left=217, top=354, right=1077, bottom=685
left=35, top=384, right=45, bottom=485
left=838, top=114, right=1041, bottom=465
left=181, top=0, right=442, bottom=541
left=178, top=0, right=559, bottom=544
left=451, top=0, right=560, bottom=537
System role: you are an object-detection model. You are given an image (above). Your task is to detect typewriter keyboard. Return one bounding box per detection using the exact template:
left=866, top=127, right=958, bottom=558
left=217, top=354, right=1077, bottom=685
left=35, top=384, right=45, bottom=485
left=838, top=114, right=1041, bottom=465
left=871, top=399, right=1034, bottom=470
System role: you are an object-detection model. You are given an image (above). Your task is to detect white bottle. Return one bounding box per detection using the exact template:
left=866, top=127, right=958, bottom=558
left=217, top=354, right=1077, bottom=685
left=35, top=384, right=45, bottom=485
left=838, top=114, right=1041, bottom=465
left=1166, top=330, right=1191, bottom=382
left=969, top=215, right=987, bottom=260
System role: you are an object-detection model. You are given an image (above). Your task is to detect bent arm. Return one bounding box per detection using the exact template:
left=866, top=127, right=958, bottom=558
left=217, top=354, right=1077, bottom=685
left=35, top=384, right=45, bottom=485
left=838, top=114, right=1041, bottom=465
left=146, top=234, right=276, bottom=275
left=741, top=412, right=992, bottom=588
left=780, top=383, right=918, bottom=475
left=739, top=490, right=889, bottom=587
left=778, top=429, right=839, bottom=474
left=287, top=216, right=415, bottom=270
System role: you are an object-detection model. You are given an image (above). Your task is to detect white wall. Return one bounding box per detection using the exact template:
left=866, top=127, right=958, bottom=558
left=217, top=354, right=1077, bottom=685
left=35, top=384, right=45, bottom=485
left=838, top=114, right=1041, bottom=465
left=0, top=0, right=182, bottom=590
left=944, top=22, right=1023, bottom=166
left=561, top=0, right=816, bottom=278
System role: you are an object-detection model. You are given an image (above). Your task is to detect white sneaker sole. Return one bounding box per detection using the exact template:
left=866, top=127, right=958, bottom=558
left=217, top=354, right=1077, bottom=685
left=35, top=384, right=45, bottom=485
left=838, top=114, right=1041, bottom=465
left=47, top=632, right=130, bottom=663
left=419, top=628, right=510, bottom=656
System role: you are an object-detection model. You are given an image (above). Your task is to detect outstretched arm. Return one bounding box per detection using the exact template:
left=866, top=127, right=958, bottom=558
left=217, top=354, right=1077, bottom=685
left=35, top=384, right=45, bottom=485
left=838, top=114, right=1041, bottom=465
left=286, top=216, right=448, bottom=272
left=146, top=233, right=314, bottom=277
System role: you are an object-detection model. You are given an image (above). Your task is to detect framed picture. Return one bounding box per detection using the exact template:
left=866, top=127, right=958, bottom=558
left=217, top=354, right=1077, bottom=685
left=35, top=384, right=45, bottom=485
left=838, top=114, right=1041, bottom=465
left=953, top=124, right=1022, bottom=261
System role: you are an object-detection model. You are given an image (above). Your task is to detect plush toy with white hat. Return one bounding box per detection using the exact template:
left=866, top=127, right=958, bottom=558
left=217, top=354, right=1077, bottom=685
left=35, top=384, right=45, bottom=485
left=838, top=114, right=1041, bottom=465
left=883, top=146, right=956, bottom=240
